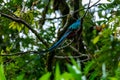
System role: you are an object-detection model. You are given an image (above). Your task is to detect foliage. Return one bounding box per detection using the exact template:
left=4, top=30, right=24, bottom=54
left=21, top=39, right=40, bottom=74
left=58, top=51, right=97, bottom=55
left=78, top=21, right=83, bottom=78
left=0, top=0, right=120, bottom=80
left=0, top=64, right=6, bottom=80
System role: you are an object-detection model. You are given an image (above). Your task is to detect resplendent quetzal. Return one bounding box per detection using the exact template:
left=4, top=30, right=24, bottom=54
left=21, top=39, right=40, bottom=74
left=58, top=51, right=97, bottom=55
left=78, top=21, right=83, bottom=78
left=39, top=19, right=81, bottom=54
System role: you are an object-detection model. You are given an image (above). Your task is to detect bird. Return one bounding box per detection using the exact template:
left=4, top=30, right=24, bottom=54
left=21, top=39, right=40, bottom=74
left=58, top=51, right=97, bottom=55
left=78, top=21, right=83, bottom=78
left=39, top=19, right=81, bottom=55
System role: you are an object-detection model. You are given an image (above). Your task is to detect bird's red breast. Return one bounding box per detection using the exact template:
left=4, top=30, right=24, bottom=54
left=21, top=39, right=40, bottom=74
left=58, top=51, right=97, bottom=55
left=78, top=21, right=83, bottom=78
left=67, top=29, right=82, bottom=39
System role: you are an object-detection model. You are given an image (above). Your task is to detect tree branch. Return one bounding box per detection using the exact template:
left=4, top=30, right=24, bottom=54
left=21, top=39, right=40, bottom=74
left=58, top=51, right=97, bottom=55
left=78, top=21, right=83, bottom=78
left=0, top=12, right=49, bottom=47
left=0, top=51, right=38, bottom=56
left=54, top=55, right=90, bottom=62
left=82, top=0, right=91, bottom=19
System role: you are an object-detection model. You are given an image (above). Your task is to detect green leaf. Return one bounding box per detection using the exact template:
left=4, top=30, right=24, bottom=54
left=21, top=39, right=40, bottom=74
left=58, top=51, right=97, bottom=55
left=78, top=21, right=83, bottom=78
left=24, top=27, right=29, bottom=34
left=92, top=36, right=100, bottom=44
left=70, top=58, right=81, bottom=70
left=84, top=61, right=95, bottom=75
left=14, top=8, right=21, bottom=17
left=89, top=71, right=99, bottom=80
left=67, top=64, right=82, bottom=80
left=16, top=74, right=24, bottom=80
left=0, top=64, right=6, bottom=80
left=108, top=77, right=117, bottom=80
left=9, top=21, right=23, bottom=32
left=27, top=11, right=34, bottom=24
left=115, top=64, right=120, bottom=80
left=39, top=72, right=51, bottom=80
left=61, top=72, right=73, bottom=80
left=9, top=22, right=16, bottom=29
left=54, top=63, right=61, bottom=80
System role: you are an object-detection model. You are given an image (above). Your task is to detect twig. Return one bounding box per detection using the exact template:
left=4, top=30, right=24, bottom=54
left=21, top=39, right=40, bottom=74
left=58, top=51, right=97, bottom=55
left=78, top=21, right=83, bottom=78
left=89, top=0, right=101, bottom=9
left=69, top=45, right=82, bottom=55
left=57, top=39, right=74, bottom=50
left=0, top=51, right=38, bottom=56
left=54, top=55, right=90, bottom=62
left=82, top=0, right=91, bottom=19
left=54, top=45, right=90, bottom=62
left=0, top=12, right=49, bottom=47
left=54, top=55, right=86, bottom=58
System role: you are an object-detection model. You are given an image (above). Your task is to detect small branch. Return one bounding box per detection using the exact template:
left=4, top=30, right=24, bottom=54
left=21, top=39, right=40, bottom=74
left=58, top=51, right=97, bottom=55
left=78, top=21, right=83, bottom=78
left=54, top=55, right=83, bottom=58
left=0, top=51, right=38, bottom=56
left=82, top=0, right=91, bottom=19
left=89, top=0, right=101, bottom=9
left=0, top=12, right=49, bottom=47
left=69, top=45, right=82, bottom=55
left=54, top=55, right=90, bottom=62
left=57, top=39, right=74, bottom=50
left=55, top=45, right=90, bottom=62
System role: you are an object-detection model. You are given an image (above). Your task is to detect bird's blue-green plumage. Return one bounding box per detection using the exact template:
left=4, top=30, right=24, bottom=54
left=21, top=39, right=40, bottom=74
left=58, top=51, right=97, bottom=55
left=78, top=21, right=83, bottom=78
left=68, top=19, right=81, bottom=30
left=39, top=19, right=81, bottom=54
